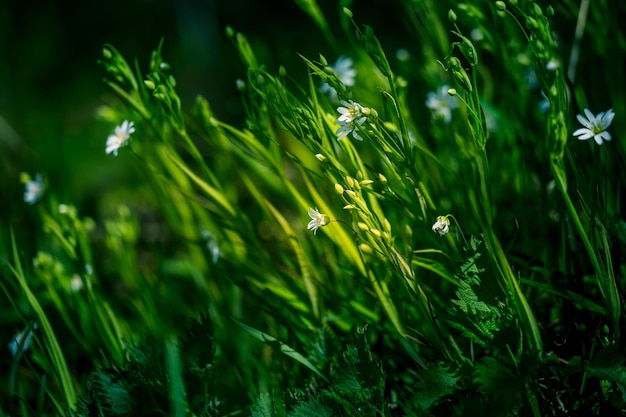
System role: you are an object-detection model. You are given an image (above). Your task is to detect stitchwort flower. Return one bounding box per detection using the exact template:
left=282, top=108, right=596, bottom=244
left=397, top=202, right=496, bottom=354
left=320, top=56, right=356, bottom=101
left=24, top=174, right=44, bottom=205
left=106, top=120, right=135, bottom=156
left=573, top=108, right=615, bottom=145
left=336, top=100, right=367, bottom=141
left=432, top=215, right=450, bottom=236
left=307, top=207, right=328, bottom=235
left=425, top=85, right=459, bottom=124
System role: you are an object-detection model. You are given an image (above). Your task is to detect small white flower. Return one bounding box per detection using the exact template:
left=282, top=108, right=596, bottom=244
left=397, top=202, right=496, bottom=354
left=336, top=100, right=367, bottom=141
left=70, top=274, right=84, bottom=292
left=201, top=230, right=220, bottom=263
left=307, top=207, right=327, bottom=235
left=320, top=56, right=356, bottom=100
left=315, top=153, right=326, bottom=162
left=546, top=59, right=559, bottom=71
left=24, top=174, right=44, bottom=205
left=573, top=108, right=615, bottom=145
left=9, top=323, right=37, bottom=358
left=432, top=216, right=450, bottom=236
left=106, top=120, right=135, bottom=156
left=425, top=85, right=459, bottom=124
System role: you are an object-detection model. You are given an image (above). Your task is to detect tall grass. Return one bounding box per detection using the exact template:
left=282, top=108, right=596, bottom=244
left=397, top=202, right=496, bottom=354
left=2, top=0, right=625, bottom=415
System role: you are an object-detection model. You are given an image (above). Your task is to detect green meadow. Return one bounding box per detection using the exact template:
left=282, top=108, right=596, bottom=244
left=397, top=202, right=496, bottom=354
left=2, top=0, right=625, bottom=415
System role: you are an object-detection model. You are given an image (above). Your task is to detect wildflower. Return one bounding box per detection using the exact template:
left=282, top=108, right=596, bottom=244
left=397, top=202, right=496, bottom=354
left=70, top=274, right=84, bottom=292
left=106, top=120, right=135, bottom=156
left=24, top=174, right=44, bottom=205
left=201, top=230, right=220, bottom=263
left=336, top=100, right=367, bottom=141
left=9, top=323, right=37, bottom=358
left=432, top=216, right=450, bottom=236
left=546, top=59, right=559, bottom=71
left=320, top=56, right=356, bottom=100
left=425, top=85, right=459, bottom=124
left=573, top=108, right=615, bottom=145
left=307, top=207, right=327, bottom=235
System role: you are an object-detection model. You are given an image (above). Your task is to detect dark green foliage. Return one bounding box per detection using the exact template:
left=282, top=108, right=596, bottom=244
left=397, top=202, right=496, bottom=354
left=68, top=312, right=220, bottom=417
left=260, top=326, right=388, bottom=417
left=446, top=236, right=515, bottom=348
left=408, top=365, right=459, bottom=411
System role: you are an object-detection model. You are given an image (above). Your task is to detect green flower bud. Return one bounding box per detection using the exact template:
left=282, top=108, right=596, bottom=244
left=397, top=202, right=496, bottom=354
left=495, top=1, right=506, bottom=11
left=343, top=7, right=353, bottom=18
left=279, top=65, right=287, bottom=77
left=358, top=222, right=369, bottom=231
left=102, top=48, right=112, bottom=59
left=335, top=183, right=344, bottom=195
left=546, top=5, right=554, bottom=18
left=144, top=80, right=156, bottom=90
left=448, top=9, right=457, bottom=23
left=225, top=26, right=235, bottom=38
left=319, top=54, right=328, bottom=67
left=359, top=243, right=373, bottom=254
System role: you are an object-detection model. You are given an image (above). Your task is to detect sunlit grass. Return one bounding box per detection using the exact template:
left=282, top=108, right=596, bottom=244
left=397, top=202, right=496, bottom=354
left=2, top=0, right=625, bottom=415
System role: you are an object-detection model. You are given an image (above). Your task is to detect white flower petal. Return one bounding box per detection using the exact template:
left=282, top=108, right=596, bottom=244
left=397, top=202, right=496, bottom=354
left=573, top=128, right=594, bottom=140
left=576, top=113, right=592, bottom=129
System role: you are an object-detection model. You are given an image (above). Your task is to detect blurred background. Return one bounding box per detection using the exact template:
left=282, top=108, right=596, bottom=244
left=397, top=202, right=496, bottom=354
left=0, top=0, right=412, bottom=222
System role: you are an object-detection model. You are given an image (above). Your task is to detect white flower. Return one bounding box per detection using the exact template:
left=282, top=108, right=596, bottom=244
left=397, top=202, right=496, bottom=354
left=307, top=207, right=327, bottom=235
left=432, top=216, right=450, bottom=236
left=573, top=108, right=615, bottom=145
left=24, top=174, right=44, bottom=205
left=70, top=274, right=84, bottom=292
left=106, top=120, right=135, bottom=156
left=336, top=100, right=367, bottom=141
left=201, top=230, right=220, bottom=264
left=9, top=323, right=37, bottom=358
left=320, top=56, right=356, bottom=100
left=425, top=85, right=459, bottom=124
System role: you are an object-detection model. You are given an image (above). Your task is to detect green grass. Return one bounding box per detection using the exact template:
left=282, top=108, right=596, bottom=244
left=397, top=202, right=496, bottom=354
left=2, top=0, right=626, bottom=415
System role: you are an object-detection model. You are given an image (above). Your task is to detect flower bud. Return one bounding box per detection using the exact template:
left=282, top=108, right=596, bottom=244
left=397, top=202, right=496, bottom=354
left=315, top=153, right=326, bottom=161
left=359, top=243, right=373, bottom=254
left=448, top=9, right=457, bottom=23
left=335, top=183, right=344, bottom=195
left=495, top=1, right=506, bottom=11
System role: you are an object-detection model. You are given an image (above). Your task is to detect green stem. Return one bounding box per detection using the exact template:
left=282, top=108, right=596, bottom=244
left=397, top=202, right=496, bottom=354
left=550, top=160, right=620, bottom=332
left=483, top=227, right=543, bottom=359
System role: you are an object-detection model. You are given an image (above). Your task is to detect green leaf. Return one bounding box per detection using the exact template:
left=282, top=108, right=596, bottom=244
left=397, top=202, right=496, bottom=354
left=411, top=365, right=459, bottom=410
left=233, top=319, right=329, bottom=382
